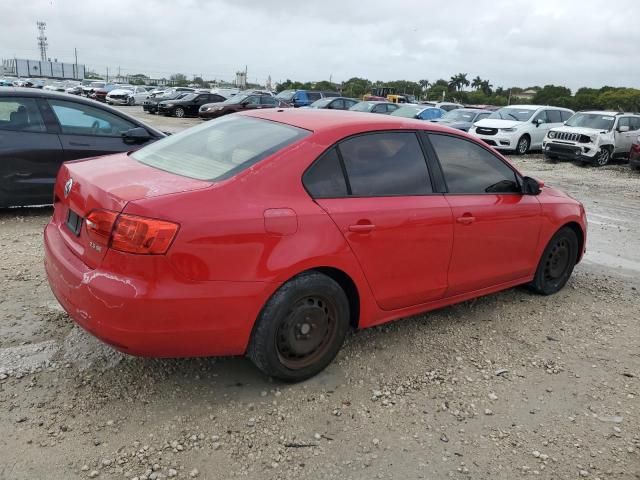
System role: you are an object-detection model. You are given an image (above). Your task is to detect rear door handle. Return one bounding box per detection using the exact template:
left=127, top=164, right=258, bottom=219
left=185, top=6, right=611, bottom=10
left=349, top=224, right=376, bottom=233
left=456, top=215, right=476, bottom=225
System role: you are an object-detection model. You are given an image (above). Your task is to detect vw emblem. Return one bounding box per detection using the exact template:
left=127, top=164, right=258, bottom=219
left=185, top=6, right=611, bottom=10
left=63, top=178, right=73, bottom=198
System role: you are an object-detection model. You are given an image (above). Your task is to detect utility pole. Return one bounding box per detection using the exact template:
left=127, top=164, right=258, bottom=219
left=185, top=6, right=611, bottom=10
left=106, top=67, right=109, bottom=82
left=74, top=48, right=78, bottom=79
left=37, top=21, right=48, bottom=62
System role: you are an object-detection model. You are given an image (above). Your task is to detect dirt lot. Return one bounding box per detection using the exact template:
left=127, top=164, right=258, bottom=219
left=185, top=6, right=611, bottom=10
left=1, top=108, right=639, bottom=480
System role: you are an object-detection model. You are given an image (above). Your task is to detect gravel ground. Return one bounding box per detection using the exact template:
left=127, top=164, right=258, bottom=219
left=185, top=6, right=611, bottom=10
left=1, top=108, right=639, bottom=480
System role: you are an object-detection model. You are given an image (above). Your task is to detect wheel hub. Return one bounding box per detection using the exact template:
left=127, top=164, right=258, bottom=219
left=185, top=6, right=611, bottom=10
left=277, top=296, right=335, bottom=367
left=546, top=240, right=569, bottom=279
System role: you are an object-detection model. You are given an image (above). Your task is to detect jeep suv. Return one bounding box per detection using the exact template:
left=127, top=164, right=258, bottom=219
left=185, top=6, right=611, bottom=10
left=470, top=105, right=574, bottom=154
left=543, top=111, right=640, bottom=166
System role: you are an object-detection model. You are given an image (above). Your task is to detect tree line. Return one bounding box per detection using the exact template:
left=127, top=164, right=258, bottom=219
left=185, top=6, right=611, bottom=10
left=278, top=74, right=640, bottom=111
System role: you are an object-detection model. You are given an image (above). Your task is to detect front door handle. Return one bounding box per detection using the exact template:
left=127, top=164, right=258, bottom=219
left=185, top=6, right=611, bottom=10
left=349, top=224, right=376, bottom=233
left=456, top=215, right=476, bottom=225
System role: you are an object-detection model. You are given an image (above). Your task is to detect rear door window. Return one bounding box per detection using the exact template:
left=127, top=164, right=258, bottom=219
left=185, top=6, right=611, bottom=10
left=307, top=92, right=322, bottom=102
left=546, top=110, right=562, bottom=123
left=429, top=134, right=520, bottom=194
left=0, top=97, right=46, bottom=132
left=260, top=96, right=277, bottom=106
left=560, top=110, right=573, bottom=122
left=338, top=132, right=432, bottom=196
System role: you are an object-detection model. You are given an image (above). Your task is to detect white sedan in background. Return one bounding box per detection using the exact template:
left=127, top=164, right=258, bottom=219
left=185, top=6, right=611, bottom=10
left=106, top=85, right=151, bottom=105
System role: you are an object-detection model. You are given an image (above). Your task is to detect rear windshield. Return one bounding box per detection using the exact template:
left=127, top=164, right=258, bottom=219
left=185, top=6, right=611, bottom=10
left=132, top=116, right=310, bottom=181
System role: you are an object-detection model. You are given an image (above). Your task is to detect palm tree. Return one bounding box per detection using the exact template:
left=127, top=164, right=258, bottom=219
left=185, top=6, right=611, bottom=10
left=448, top=75, right=460, bottom=91
left=480, top=80, right=493, bottom=95
left=419, top=79, right=430, bottom=91
left=472, top=76, right=483, bottom=90
left=458, top=73, right=470, bottom=90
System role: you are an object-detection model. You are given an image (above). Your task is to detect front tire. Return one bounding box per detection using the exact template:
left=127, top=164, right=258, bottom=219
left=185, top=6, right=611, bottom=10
left=593, top=146, right=611, bottom=167
left=127, top=96, right=135, bottom=106
left=247, top=272, right=350, bottom=382
left=515, top=135, right=530, bottom=155
left=529, top=227, right=579, bottom=295
left=174, top=107, right=185, bottom=118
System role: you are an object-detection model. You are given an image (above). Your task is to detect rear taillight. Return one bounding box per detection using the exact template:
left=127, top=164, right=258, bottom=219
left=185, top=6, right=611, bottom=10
left=85, top=209, right=178, bottom=255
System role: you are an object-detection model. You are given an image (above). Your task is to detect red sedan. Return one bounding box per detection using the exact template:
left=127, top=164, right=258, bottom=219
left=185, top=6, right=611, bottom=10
left=44, top=109, right=587, bottom=381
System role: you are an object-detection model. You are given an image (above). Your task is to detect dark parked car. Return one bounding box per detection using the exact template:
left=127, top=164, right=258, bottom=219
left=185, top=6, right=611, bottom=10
left=306, top=97, right=359, bottom=110
left=143, top=91, right=190, bottom=114
left=158, top=93, right=226, bottom=118
left=349, top=101, right=400, bottom=114
left=430, top=108, right=493, bottom=132
left=630, top=136, right=640, bottom=170
left=199, top=93, right=287, bottom=120
left=89, top=84, right=120, bottom=103
left=0, top=88, right=164, bottom=207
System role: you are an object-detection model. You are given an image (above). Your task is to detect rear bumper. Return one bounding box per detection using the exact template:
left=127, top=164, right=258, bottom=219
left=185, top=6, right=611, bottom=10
left=44, top=222, right=274, bottom=357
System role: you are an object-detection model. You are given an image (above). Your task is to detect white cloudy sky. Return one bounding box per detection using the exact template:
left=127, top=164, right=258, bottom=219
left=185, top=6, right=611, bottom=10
left=1, top=0, right=638, bottom=90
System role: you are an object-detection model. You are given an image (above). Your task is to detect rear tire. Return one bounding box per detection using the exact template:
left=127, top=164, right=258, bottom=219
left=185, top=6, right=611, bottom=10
left=528, top=227, right=579, bottom=295
left=247, top=272, right=350, bottom=382
left=516, top=135, right=530, bottom=155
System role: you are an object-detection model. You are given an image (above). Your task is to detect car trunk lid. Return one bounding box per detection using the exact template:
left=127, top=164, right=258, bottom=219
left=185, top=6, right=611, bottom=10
left=52, top=152, right=210, bottom=268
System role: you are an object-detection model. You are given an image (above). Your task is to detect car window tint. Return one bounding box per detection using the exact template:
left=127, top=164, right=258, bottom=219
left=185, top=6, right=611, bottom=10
left=560, top=110, right=573, bottom=122
left=475, top=112, right=490, bottom=121
left=429, top=134, right=520, bottom=194
left=261, top=96, right=277, bottom=105
left=629, top=117, right=640, bottom=131
left=331, top=99, right=345, bottom=109
left=339, top=132, right=432, bottom=196
left=345, top=99, right=357, bottom=108
left=303, top=148, right=348, bottom=198
left=246, top=95, right=261, bottom=105
left=387, top=104, right=399, bottom=112
left=48, top=99, right=136, bottom=137
left=133, top=115, right=309, bottom=181
left=307, top=92, right=322, bottom=101
left=618, top=117, right=631, bottom=129
left=0, top=97, right=46, bottom=132
left=547, top=110, right=562, bottom=123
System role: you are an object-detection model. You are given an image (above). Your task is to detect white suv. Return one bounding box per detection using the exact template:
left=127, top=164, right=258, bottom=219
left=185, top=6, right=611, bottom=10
left=543, top=111, right=640, bottom=166
left=470, top=105, right=574, bottom=154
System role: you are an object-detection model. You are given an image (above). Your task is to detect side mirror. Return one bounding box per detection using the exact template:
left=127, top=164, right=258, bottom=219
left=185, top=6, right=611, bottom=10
left=522, top=176, right=543, bottom=195
left=618, top=125, right=630, bottom=133
left=122, top=127, right=151, bottom=144
left=534, top=118, right=544, bottom=127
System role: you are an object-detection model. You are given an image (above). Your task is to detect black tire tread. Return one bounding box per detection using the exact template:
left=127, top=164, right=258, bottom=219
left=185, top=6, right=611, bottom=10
left=247, top=271, right=349, bottom=382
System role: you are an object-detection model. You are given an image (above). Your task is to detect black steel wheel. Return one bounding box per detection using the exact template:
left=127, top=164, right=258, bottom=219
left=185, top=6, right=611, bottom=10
left=248, top=272, right=350, bottom=382
left=529, top=227, right=579, bottom=295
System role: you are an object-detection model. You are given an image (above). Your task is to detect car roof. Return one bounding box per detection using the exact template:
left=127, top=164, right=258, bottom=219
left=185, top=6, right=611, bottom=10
left=241, top=108, right=455, bottom=134
left=1, top=87, right=164, bottom=136
left=580, top=110, right=635, bottom=116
